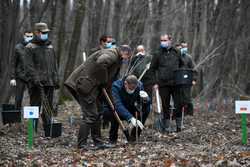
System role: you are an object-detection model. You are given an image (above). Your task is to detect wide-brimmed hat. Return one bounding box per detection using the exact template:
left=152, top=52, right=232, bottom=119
left=34, top=22, right=50, bottom=32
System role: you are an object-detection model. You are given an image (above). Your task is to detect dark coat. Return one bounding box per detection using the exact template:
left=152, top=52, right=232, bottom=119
left=180, top=53, right=198, bottom=81
left=25, top=37, right=59, bottom=87
left=130, top=54, right=154, bottom=86
left=11, top=41, right=29, bottom=81
left=150, top=46, right=182, bottom=86
left=64, top=48, right=122, bottom=99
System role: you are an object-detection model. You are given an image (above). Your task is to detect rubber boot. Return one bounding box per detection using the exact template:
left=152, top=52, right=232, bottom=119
left=78, top=122, right=90, bottom=149
left=164, top=119, right=171, bottom=133
left=33, top=118, right=38, bottom=133
left=176, top=117, right=182, bottom=132
left=90, top=121, right=104, bottom=145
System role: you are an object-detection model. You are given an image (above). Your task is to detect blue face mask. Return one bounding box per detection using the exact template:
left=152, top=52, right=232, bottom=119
left=40, top=33, right=48, bottom=41
left=181, top=48, right=188, bottom=55
left=160, top=41, right=168, bottom=48
left=105, top=42, right=112, bottom=48
left=24, top=36, right=33, bottom=43
left=122, top=59, right=129, bottom=64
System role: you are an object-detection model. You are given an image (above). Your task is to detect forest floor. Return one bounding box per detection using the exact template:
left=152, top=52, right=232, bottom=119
left=0, top=100, right=250, bottom=167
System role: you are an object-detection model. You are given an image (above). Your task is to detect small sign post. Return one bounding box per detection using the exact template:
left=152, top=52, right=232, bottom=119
left=235, top=100, right=250, bottom=145
left=23, top=106, right=39, bottom=149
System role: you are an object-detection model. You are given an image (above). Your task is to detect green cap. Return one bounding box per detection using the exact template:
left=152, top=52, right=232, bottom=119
left=34, top=22, right=50, bottom=32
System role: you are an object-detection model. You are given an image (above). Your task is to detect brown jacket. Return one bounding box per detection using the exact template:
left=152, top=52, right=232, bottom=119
left=64, top=48, right=121, bottom=98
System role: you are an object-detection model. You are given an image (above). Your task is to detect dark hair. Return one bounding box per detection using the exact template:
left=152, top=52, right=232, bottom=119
left=99, top=34, right=112, bottom=43
left=120, top=45, right=132, bottom=55
left=23, top=30, right=33, bottom=34
left=160, top=34, right=172, bottom=40
left=175, top=43, right=181, bottom=47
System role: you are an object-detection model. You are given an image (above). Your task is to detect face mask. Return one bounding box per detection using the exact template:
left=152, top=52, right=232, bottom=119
left=40, top=33, right=48, bottom=41
left=136, top=51, right=145, bottom=56
left=160, top=41, right=169, bottom=48
left=126, top=88, right=135, bottom=94
left=105, top=42, right=112, bottom=48
left=24, top=36, right=33, bottom=43
left=181, top=48, right=188, bottom=55
left=122, top=59, right=129, bottom=64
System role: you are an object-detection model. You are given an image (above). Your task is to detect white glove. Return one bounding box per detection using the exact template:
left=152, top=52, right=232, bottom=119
left=129, top=117, right=144, bottom=130
left=139, top=90, right=148, bottom=102
left=10, top=79, right=16, bottom=86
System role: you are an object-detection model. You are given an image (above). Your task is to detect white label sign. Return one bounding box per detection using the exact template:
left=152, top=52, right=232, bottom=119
left=23, top=106, right=39, bottom=118
left=235, top=100, right=250, bottom=114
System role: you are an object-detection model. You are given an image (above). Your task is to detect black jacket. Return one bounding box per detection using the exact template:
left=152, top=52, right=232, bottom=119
left=11, top=41, right=30, bottom=81
left=26, top=37, right=59, bottom=87
left=180, top=53, right=198, bottom=81
left=129, top=54, right=154, bottom=86
left=150, top=46, right=182, bottom=86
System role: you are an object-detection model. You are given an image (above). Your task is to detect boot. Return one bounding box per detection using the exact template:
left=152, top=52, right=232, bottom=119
left=176, top=117, right=182, bottom=132
left=163, top=119, right=171, bottom=133
left=91, top=121, right=103, bottom=145
left=78, top=123, right=90, bottom=149
left=33, top=119, right=38, bottom=133
left=154, top=117, right=171, bottom=133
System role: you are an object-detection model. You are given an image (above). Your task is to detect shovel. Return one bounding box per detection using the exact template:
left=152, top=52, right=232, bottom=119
left=102, top=88, right=130, bottom=141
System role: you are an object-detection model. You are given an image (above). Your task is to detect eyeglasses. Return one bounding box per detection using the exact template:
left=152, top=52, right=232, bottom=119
left=41, top=32, right=48, bottom=34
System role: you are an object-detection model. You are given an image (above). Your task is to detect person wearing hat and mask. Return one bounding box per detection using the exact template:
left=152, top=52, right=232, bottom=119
left=10, top=30, right=33, bottom=111
left=26, top=22, right=59, bottom=132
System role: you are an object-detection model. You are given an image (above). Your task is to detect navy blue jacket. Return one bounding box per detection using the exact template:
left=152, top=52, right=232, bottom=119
left=112, top=79, right=148, bottom=121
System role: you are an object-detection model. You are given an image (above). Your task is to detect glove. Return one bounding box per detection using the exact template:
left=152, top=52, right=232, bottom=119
left=139, top=90, right=149, bottom=102
left=10, top=79, right=16, bottom=86
left=129, top=117, right=144, bottom=130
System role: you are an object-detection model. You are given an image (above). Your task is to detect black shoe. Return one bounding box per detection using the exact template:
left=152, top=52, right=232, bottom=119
left=176, top=127, right=182, bottom=132
left=78, top=144, right=88, bottom=150
left=109, top=140, right=117, bottom=145
left=94, top=143, right=111, bottom=150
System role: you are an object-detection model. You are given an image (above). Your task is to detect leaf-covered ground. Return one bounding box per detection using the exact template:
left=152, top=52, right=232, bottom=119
left=0, top=101, right=250, bottom=167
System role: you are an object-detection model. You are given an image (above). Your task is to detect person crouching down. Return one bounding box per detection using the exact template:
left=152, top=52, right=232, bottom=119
left=104, top=75, right=150, bottom=143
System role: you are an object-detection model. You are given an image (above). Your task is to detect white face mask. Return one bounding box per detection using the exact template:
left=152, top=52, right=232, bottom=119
left=126, top=89, right=135, bottom=94
left=136, top=51, right=145, bottom=56
left=24, top=36, right=33, bottom=43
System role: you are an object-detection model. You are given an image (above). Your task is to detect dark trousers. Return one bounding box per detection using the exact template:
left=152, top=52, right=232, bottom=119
left=65, top=86, right=102, bottom=147
left=14, top=78, right=27, bottom=110
left=104, top=102, right=150, bottom=142
left=159, top=85, right=182, bottom=119
left=179, top=86, right=193, bottom=116
left=29, top=86, right=55, bottom=131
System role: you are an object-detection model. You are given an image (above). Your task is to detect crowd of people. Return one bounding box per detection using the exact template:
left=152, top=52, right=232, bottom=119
left=10, top=22, right=197, bottom=150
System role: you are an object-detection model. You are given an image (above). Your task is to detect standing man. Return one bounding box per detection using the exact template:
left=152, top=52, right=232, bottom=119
left=179, top=42, right=197, bottom=116
left=64, top=47, right=130, bottom=149
left=10, top=30, right=33, bottom=110
left=26, top=22, right=59, bottom=132
left=150, top=34, right=183, bottom=133
left=129, top=45, right=154, bottom=97
left=88, top=34, right=113, bottom=55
